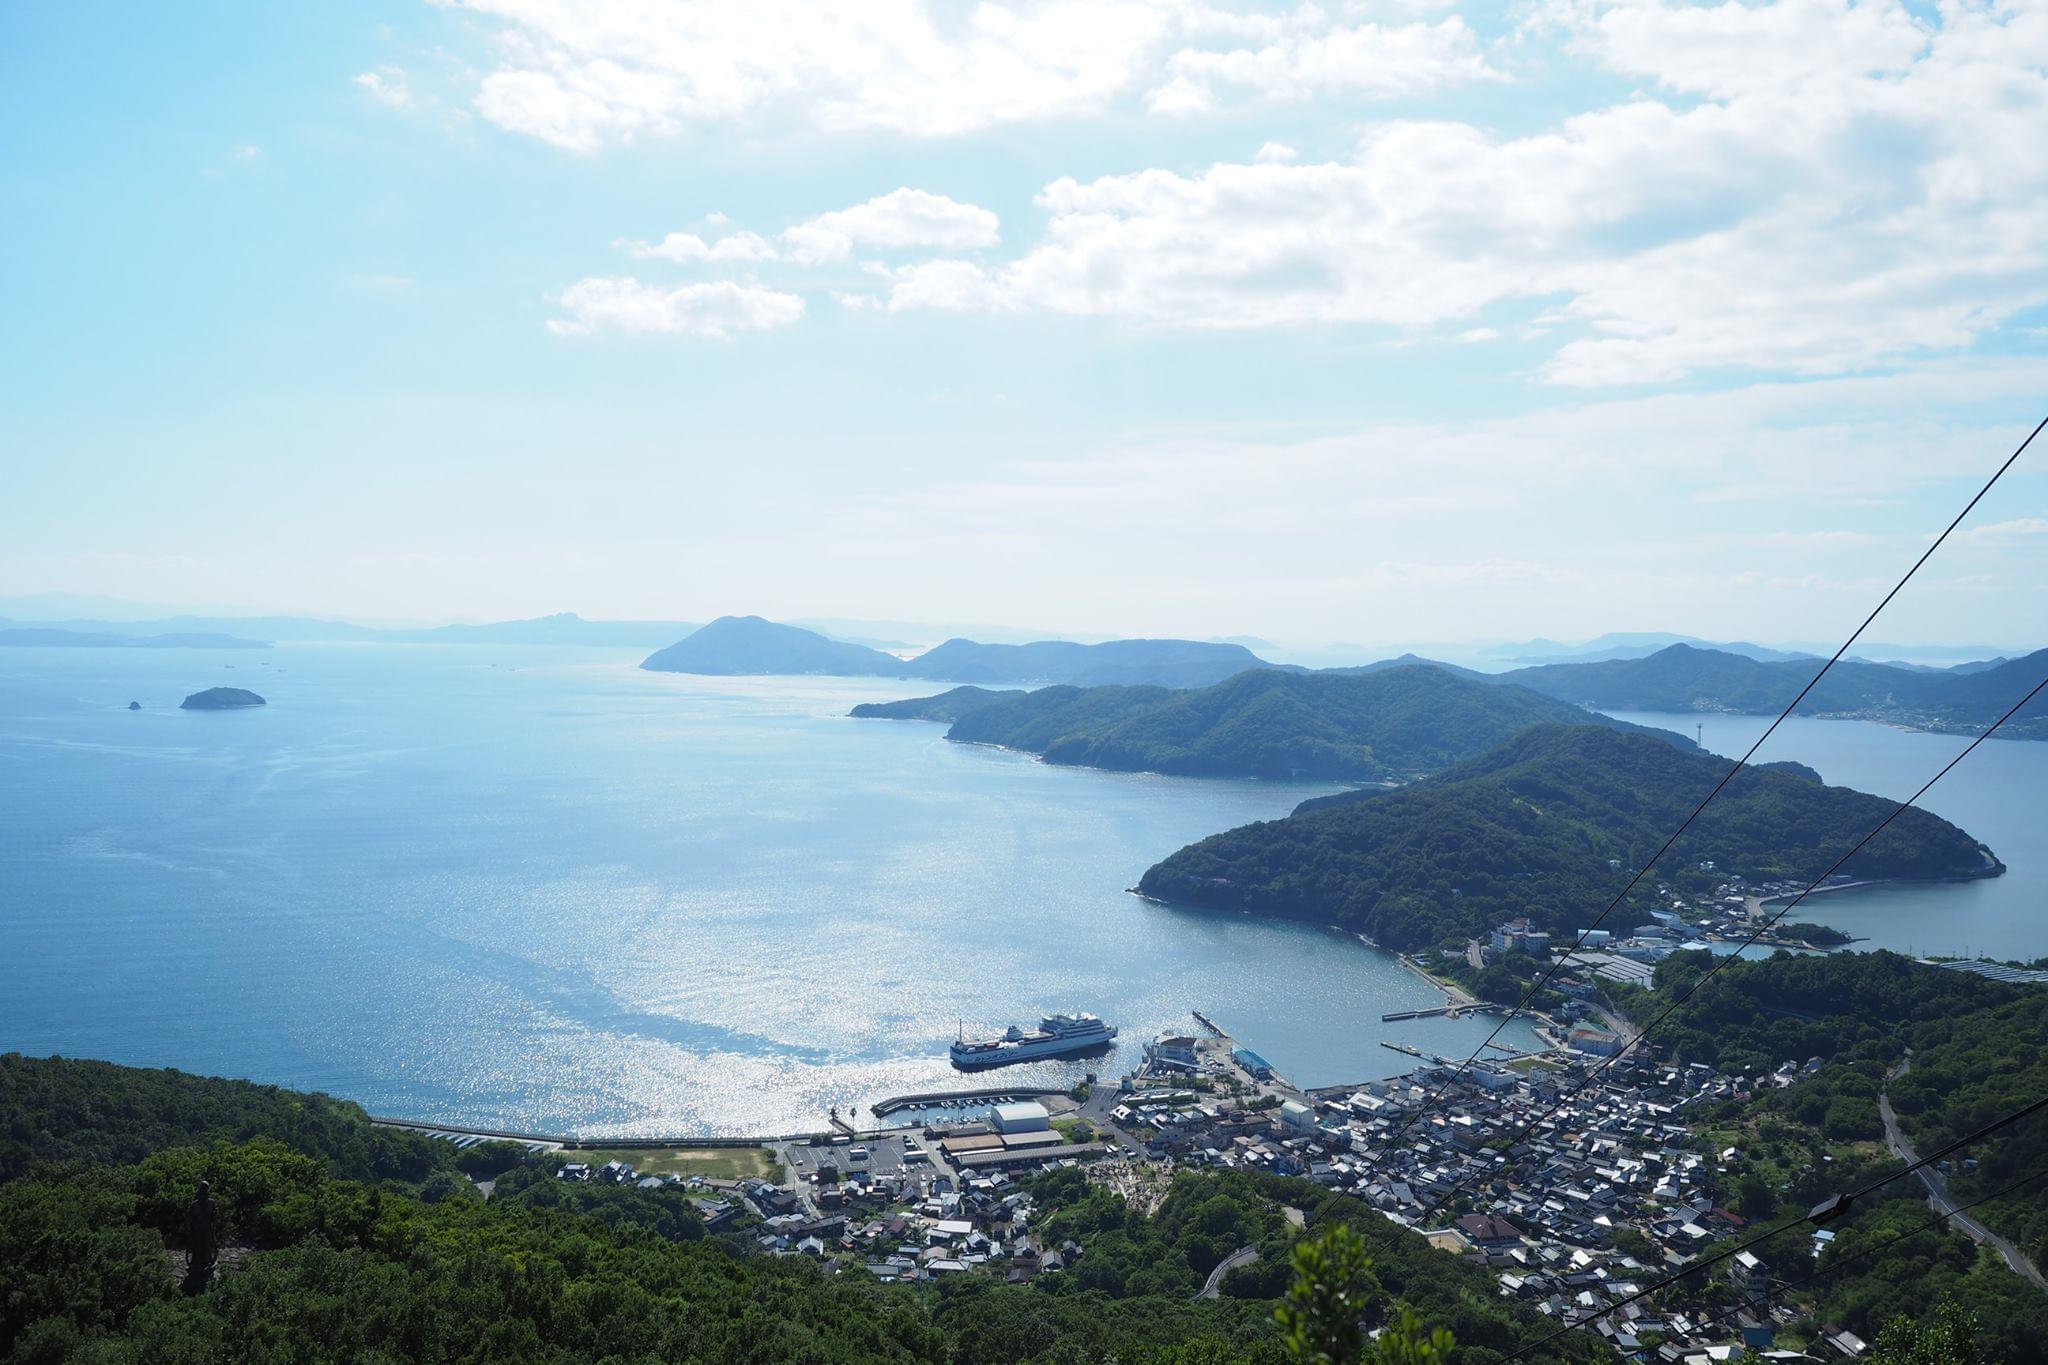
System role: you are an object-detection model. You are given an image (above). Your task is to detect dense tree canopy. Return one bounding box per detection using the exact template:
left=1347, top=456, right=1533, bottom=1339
left=0, top=1055, right=1606, bottom=1364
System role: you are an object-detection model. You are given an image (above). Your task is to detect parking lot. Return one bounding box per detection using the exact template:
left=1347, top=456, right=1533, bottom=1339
left=779, top=1132, right=930, bottom=1183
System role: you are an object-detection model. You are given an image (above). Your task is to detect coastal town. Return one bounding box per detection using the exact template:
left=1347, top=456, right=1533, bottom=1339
left=493, top=1016, right=1857, bottom=1363
left=373, top=871, right=2037, bottom=1364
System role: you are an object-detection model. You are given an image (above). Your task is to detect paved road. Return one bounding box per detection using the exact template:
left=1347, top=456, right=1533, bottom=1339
left=1196, top=1246, right=1258, bottom=1299
left=1880, top=1056, right=2046, bottom=1291
left=1076, top=1084, right=1145, bottom=1154
left=1588, top=1005, right=1636, bottom=1042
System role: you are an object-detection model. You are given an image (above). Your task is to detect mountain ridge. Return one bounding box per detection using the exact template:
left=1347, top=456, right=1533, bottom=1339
left=1501, top=643, right=2048, bottom=740
left=870, top=664, right=1695, bottom=782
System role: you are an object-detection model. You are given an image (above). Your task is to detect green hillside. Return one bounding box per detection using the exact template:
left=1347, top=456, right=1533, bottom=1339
left=0, top=1054, right=1607, bottom=1364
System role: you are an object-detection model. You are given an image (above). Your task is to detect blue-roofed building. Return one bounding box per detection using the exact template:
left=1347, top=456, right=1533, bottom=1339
left=1233, top=1047, right=1274, bottom=1080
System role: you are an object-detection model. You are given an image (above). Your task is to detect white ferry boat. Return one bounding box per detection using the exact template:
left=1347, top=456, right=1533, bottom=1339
left=950, top=1012, right=1118, bottom=1070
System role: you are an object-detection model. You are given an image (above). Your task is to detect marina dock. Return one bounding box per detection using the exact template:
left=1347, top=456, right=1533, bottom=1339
left=870, top=1085, right=1068, bottom=1118
left=1381, top=1002, right=1504, bottom=1021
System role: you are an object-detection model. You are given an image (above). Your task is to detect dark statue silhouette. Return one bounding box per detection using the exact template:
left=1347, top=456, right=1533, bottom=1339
left=180, top=1180, right=218, bottom=1294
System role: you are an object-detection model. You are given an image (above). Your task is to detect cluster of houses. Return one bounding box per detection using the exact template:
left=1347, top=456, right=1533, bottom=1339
left=850, top=1186, right=1085, bottom=1284
left=544, top=968, right=1883, bottom=1360
left=1485, top=874, right=1856, bottom=993
left=1108, top=1043, right=1862, bottom=1362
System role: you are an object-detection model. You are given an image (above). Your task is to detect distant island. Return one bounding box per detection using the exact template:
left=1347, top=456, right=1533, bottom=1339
left=1500, top=643, right=2048, bottom=741
left=0, top=610, right=698, bottom=648
left=1492, top=631, right=1820, bottom=666
left=641, top=615, right=1285, bottom=687
left=858, top=664, right=1694, bottom=782
left=642, top=615, right=907, bottom=676
left=180, top=686, right=266, bottom=710
left=901, top=636, right=1277, bottom=688
left=0, top=627, right=267, bottom=649
left=1138, top=723, right=1999, bottom=951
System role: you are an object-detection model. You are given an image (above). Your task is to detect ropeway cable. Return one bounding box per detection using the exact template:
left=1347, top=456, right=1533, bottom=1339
left=1409, top=669, right=2048, bottom=1226
left=1370, top=415, right=2044, bottom=1160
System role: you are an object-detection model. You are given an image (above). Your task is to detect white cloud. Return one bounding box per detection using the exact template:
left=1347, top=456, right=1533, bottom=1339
left=621, top=230, right=780, bottom=264
left=610, top=190, right=998, bottom=274
left=781, top=188, right=1000, bottom=264
left=878, top=258, right=1018, bottom=313
left=549, top=277, right=805, bottom=338
left=1958, top=516, right=2048, bottom=543
left=1146, top=14, right=1498, bottom=114
left=448, top=0, right=1501, bottom=149
left=1549, top=0, right=1930, bottom=100
left=1252, top=141, right=1298, bottom=164
left=871, top=0, right=2048, bottom=384
left=354, top=65, right=415, bottom=109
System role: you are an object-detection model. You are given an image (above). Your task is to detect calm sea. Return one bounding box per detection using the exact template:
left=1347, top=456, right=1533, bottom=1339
left=3, top=644, right=1545, bottom=1137
left=1606, top=710, right=2048, bottom=961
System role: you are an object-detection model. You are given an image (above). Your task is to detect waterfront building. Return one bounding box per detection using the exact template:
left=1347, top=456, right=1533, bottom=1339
left=1569, top=1028, right=1625, bottom=1057
left=990, top=1101, right=1052, bottom=1134
left=1491, top=918, right=1553, bottom=956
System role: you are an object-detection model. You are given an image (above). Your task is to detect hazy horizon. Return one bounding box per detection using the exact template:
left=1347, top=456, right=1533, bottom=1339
left=0, top=589, right=2033, bottom=666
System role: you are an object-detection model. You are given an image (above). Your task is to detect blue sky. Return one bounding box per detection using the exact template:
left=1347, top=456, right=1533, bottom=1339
left=3, top=0, right=2045, bottom=648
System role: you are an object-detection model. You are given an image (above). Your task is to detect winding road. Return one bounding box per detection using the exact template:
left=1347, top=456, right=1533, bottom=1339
left=1196, top=1246, right=1258, bottom=1299
left=1880, top=1055, right=2046, bottom=1292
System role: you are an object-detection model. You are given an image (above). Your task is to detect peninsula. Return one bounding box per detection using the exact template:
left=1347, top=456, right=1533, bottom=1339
left=1139, top=722, right=1997, bottom=951
left=849, top=685, right=1021, bottom=723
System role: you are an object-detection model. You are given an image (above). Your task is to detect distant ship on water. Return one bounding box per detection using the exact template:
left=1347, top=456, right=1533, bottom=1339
left=950, top=1012, right=1118, bottom=1069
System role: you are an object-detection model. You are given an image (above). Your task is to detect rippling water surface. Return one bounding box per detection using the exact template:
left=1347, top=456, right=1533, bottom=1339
left=3, top=644, right=1551, bottom=1136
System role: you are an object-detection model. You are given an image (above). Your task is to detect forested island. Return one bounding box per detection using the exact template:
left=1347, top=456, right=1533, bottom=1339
left=179, top=687, right=266, bottom=710
left=1139, top=724, right=1996, bottom=950
left=1502, top=643, right=2048, bottom=740
left=861, top=665, right=1691, bottom=782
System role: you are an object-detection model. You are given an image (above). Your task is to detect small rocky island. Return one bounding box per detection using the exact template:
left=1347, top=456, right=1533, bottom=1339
left=180, top=686, right=266, bottom=711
